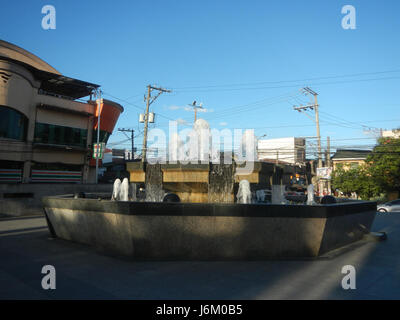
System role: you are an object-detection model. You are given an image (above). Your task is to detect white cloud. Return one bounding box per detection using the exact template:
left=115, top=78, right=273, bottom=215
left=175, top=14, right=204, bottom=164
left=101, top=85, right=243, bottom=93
left=167, top=105, right=214, bottom=113
left=219, top=121, right=228, bottom=126
left=176, top=118, right=189, bottom=125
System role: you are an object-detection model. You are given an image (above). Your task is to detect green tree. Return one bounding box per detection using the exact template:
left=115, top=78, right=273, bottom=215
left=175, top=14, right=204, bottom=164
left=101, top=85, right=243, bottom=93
left=331, top=164, right=380, bottom=200
left=366, top=136, right=400, bottom=194
left=332, top=135, right=400, bottom=200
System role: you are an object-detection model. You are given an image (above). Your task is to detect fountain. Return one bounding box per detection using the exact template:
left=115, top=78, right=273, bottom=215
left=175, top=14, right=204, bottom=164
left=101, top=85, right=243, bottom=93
left=111, top=178, right=121, bottom=201
left=307, top=184, right=316, bottom=205
left=42, top=118, right=378, bottom=260
left=120, top=178, right=130, bottom=201
left=208, top=152, right=235, bottom=203
left=145, top=163, right=164, bottom=202
left=271, top=185, right=287, bottom=204
left=236, top=180, right=252, bottom=204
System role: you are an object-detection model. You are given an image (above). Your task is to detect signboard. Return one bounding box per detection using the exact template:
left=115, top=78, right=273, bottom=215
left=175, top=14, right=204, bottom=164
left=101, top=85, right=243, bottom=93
left=317, top=167, right=333, bottom=179
left=112, top=149, right=125, bottom=157
left=93, top=143, right=105, bottom=159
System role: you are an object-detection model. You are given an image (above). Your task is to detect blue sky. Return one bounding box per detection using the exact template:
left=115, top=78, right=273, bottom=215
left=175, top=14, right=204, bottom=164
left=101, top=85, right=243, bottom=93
left=1, top=0, right=400, bottom=155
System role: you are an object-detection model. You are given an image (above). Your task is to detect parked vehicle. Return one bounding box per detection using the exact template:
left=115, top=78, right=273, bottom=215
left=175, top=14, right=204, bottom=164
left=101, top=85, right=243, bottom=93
left=377, top=199, right=400, bottom=212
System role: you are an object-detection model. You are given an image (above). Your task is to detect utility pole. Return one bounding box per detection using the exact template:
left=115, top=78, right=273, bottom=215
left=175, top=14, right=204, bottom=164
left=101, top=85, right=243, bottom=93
left=142, top=85, right=171, bottom=163
left=293, top=87, right=322, bottom=194
left=118, top=128, right=135, bottom=160
left=293, top=87, right=322, bottom=167
left=188, top=101, right=203, bottom=122
left=327, top=136, right=331, bottom=195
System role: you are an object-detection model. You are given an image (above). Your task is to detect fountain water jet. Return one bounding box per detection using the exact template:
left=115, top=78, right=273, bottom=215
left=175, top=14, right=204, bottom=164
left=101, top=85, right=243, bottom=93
left=120, top=178, right=130, bottom=201
left=307, top=184, right=316, bottom=205
left=111, top=178, right=121, bottom=200
left=271, top=185, right=287, bottom=204
left=236, top=179, right=252, bottom=204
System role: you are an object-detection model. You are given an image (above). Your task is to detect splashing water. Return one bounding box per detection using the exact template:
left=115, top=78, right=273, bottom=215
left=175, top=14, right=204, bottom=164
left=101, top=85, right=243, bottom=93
left=236, top=179, right=252, bottom=204
left=307, top=184, right=316, bottom=205
left=111, top=178, right=121, bottom=201
left=271, top=185, right=287, bottom=204
left=120, top=178, right=130, bottom=201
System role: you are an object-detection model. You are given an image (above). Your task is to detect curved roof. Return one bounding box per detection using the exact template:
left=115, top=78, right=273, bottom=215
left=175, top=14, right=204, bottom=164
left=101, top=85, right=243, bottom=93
left=0, top=40, right=100, bottom=99
left=0, top=39, right=60, bottom=74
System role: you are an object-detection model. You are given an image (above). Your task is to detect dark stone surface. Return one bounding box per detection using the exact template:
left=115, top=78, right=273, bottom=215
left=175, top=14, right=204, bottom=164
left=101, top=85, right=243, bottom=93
left=42, top=195, right=377, bottom=260
left=163, top=193, right=180, bottom=202
left=321, top=195, right=337, bottom=204
left=42, top=195, right=377, bottom=219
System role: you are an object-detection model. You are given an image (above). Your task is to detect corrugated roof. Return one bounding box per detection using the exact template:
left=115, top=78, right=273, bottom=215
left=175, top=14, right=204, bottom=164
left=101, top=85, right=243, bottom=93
left=331, top=149, right=371, bottom=160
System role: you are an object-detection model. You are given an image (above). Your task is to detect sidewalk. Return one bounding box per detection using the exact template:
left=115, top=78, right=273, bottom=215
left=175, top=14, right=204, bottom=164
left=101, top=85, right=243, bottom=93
left=0, top=212, right=399, bottom=299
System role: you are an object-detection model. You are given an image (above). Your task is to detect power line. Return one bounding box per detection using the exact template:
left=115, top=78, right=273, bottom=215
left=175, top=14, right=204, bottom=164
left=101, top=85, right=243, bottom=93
left=171, top=76, right=400, bottom=93
left=102, top=90, right=176, bottom=122
left=170, top=68, right=400, bottom=91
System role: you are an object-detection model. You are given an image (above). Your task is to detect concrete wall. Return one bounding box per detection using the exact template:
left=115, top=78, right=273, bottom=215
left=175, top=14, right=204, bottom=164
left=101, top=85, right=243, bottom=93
left=0, top=183, right=112, bottom=216
left=318, top=210, right=376, bottom=255
left=42, top=198, right=377, bottom=260
left=0, top=60, right=37, bottom=118
left=0, top=59, right=94, bottom=181
left=45, top=208, right=326, bottom=259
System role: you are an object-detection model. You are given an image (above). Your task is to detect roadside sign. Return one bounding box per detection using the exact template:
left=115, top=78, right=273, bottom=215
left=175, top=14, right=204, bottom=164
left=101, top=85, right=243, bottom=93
left=93, top=143, right=105, bottom=159
left=317, top=167, right=333, bottom=179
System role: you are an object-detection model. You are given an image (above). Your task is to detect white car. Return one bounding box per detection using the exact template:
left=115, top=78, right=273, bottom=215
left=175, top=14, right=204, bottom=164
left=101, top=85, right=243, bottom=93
left=377, top=199, right=400, bottom=213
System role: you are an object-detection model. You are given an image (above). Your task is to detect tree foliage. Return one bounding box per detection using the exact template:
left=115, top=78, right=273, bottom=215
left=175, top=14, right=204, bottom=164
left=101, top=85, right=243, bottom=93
left=331, top=164, right=380, bottom=200
left=331, top=136, right=400, bottom=200
left=366, top=136, right=400, bottom=192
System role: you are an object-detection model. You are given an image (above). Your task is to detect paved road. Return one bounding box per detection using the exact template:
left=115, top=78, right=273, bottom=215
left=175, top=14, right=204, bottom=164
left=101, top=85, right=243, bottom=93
left=0, top=213, right=399, bottom=299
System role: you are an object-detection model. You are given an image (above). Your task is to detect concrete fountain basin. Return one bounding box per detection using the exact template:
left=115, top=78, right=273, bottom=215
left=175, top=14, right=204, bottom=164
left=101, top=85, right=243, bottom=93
left=42, top=194, right=376, bottom=260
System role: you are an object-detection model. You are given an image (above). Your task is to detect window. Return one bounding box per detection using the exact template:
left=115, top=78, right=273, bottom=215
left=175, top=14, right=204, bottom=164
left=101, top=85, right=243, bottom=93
left=0, top=106, right=28, bottom=141
left=350, top=162, right=359, bottom=169
left=34, top=123, right=88, bottom=148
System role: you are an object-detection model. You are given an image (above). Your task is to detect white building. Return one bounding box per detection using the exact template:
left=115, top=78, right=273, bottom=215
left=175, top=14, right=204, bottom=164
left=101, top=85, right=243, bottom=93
left=257, top=137, right=306, bottom=164
left=382, top=129, right=400, bottom=139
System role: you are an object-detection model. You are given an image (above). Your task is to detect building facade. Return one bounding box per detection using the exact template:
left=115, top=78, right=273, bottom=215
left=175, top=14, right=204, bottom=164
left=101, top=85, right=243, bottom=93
left=0, top=40, right=123, bottom=183
left=382, top=129, right=400, bottom=139
left=331, top=149, right=371, bottom=171
left=257, top=137, right=306, bottom=165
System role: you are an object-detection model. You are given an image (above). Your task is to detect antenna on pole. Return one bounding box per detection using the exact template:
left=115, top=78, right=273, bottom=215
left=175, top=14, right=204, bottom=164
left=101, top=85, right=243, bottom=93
left=189, top=101, right=203, bottom=123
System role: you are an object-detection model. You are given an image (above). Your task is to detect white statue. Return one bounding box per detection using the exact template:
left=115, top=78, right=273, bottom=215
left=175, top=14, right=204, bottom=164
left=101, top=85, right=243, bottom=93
left=111, top=178, right=121, bottom=201
left=237, top=179, right=252, bottom=204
